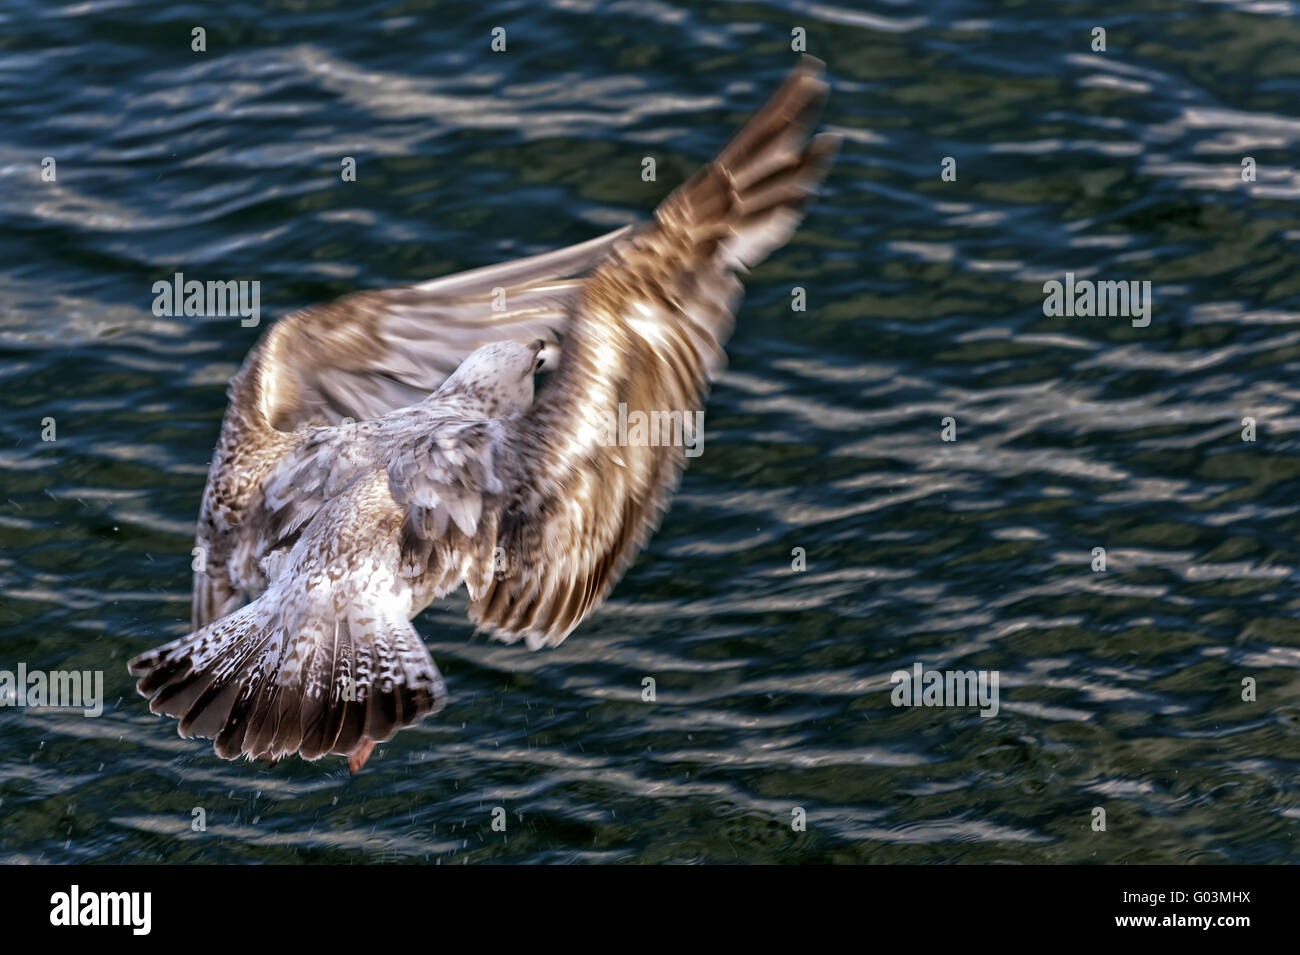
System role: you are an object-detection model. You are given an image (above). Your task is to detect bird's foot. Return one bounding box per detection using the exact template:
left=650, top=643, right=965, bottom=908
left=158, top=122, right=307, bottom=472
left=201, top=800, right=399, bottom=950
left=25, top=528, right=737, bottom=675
left=348, top=739, right=376, bottom=773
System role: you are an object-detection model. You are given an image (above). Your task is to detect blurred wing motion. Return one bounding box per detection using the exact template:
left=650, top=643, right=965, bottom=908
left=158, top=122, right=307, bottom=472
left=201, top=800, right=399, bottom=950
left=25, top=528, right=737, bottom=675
left=467, top=59, right=838, bottom=646
left=188, top=227, right=629, bottom=630
left=130, top=56, right=837, bottom=768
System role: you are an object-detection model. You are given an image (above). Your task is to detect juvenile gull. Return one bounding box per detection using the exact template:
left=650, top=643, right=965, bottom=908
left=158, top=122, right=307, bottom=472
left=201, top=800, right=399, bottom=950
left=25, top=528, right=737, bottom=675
left=129, top=57, right=838, bottom=770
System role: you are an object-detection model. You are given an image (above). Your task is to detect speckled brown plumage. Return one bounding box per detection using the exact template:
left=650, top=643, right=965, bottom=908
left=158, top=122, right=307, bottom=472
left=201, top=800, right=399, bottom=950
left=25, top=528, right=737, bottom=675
left=129, top=57, right=838, bottom=769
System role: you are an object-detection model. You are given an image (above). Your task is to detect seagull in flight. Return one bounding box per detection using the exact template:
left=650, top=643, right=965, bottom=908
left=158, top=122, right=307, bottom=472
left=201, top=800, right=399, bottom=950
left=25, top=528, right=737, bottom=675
left=130, top=57, right=838, bottom=771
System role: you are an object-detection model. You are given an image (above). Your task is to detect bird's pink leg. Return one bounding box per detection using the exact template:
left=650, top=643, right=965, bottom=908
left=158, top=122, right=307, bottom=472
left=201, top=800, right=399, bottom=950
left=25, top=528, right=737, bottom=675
left=348, top=739, right=376, bottom=773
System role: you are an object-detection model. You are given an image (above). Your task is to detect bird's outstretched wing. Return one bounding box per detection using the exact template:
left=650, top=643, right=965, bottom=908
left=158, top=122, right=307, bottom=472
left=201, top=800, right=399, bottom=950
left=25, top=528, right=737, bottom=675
left=255, top=227, right=631, bottom=432
left=421, top=56, right=839, bottom=646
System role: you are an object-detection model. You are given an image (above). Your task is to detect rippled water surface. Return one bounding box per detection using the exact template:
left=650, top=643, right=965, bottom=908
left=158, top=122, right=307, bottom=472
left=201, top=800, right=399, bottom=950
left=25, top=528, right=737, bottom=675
left=2, top=0, right=1299, bottom=864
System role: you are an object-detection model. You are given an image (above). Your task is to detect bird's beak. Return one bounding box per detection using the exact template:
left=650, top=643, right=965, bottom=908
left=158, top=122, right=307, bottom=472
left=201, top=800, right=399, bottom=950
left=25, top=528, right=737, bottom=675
left=534, top=340, right=560, bottom=373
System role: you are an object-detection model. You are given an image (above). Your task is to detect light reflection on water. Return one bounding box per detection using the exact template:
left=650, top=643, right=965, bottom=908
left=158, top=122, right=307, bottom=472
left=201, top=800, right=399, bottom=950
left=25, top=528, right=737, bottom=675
left=0, top=0, right=1298, bottom=863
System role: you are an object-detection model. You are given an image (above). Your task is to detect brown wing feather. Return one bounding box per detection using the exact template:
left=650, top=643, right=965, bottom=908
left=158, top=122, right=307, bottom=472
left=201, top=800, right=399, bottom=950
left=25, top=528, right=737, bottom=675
left=190, top=227, right=630, bottom=629
left=138, top=57, right=836, bottom=768
left=467, top=57, right=839, bottom=646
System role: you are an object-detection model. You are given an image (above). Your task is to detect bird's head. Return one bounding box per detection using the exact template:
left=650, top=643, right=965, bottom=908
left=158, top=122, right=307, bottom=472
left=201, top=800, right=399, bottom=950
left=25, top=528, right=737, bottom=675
left=439, top=339, right=556, bottom=417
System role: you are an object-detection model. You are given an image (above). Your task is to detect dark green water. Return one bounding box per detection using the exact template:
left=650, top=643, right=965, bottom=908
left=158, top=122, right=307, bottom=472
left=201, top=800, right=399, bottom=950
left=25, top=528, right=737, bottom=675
left=1, top=0, right=1298, bottom=863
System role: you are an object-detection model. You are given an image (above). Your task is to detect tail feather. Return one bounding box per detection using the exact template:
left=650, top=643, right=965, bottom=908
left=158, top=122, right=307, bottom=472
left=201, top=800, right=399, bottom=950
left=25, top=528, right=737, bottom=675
left=298, top=618, right=348, bottom=760
left=239, top=624, right=299, bottom=759
left=328, top=633, right=370, bottom=760
left=129, top=586, right=445, bottom=765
